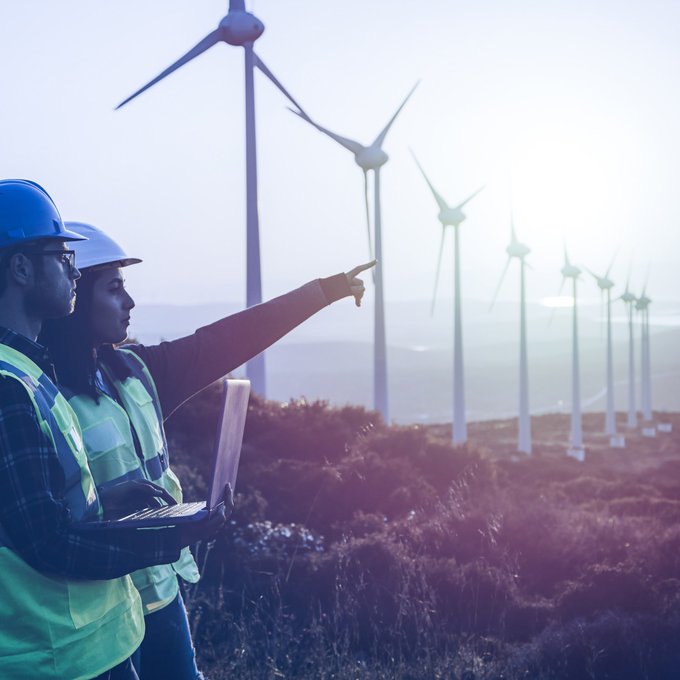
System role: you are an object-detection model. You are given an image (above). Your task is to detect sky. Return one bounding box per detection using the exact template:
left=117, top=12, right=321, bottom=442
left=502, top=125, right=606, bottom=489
left=1, top=0, right=679, bottom=309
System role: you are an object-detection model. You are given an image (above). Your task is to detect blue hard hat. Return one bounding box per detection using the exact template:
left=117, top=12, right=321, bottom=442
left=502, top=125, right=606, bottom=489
left=0, top=179, right=87, bottom=249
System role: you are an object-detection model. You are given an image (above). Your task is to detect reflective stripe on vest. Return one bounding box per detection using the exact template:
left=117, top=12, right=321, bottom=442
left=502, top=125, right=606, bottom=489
left=68, top=348, right=199, bottom=614
left=0, top=344, right=144, bottom=679
left=106, top=348, right=169, bottom=480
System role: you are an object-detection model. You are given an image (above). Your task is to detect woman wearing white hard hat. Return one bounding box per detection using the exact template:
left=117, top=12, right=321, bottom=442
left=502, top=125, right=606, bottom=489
left=40, top=222, right=374, bottom=680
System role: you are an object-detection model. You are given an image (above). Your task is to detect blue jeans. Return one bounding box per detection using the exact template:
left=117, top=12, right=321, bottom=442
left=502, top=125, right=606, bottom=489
left=91, top=657, right=139, bottom=680
left=131, top=591, right=203, bottom=680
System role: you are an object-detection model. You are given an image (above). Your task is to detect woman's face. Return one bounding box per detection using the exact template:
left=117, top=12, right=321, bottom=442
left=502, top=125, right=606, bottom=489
left=89, top=266, right=135, bottom=345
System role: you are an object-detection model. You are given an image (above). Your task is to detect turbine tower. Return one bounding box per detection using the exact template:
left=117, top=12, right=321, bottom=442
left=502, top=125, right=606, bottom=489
left=619, top=283, right=638, bottom=429
left=116, top=0, right=304, bottom=397
left=560, top=249, right=585, bottom=461
left=290, top=84, right=419, bottom=421
left=586, top=259, right=624, bottom=446
left=411, top=151, right=483, bottom=444
left=490, top=214, right=532, bottom=454
left=636, top=288, right=655, bottom=435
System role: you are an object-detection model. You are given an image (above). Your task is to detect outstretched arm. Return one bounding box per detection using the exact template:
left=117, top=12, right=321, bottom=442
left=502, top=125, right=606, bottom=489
left=132, top=264, right=375, bottom=418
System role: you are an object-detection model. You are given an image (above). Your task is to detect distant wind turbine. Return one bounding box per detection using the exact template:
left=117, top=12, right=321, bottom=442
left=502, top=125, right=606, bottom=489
left=560, top=248, right=585, bottom=460
left=490, top=213, right=532, bottom=454
left=116, top=0, right=305, bottom=397
left=411, top=151, right=484, bottom=444
left=619, top=282, right=638, bottom=429
left=290, top=83, right=419, bottom=421
left=636, top=287, right=655, bottom=434
left=586, top=257, right=624, bottom=446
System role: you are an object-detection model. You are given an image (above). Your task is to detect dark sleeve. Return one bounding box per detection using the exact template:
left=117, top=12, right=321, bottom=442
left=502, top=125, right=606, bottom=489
left=0, top=377, right=182, bottom=580
left=133, top=275, right=352, bottom=417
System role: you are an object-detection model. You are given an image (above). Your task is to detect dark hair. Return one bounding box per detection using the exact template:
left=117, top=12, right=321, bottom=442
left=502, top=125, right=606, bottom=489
left=39, top=269, right=132, bottom=400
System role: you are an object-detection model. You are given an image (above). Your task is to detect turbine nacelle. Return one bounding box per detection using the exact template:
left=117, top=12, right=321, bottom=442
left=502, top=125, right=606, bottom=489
left=561, top=248, right=580, bottom=280
left=507, top=240, right=530, bottom=259
left=592, top=274, right=614, bottom=290
left=355, top=145, right=389, bottom=170
left=438, top=206, right=466, bottom=227
left=635, top=294, right=651, bottom=310
left=218, top=9, right=264, bottom=45
left=620, top=290, right=636, bottom=304
left=561, top=264, right=581, bottom=279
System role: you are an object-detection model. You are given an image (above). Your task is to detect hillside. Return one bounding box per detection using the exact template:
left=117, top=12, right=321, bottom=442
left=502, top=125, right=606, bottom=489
left=165, top=388, right=680, bottom=679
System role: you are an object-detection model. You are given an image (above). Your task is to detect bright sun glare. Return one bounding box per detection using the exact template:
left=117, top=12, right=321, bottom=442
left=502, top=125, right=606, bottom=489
left=483, top=102, right=635, bottom=267
left=540, top=296, right=575, bottom=308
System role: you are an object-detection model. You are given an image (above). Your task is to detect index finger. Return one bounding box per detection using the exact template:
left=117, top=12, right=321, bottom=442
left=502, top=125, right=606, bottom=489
left=347, top=260, right=377, bottom=278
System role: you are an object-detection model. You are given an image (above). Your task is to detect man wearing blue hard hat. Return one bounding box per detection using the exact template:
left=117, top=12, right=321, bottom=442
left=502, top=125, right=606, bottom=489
left=0, top=180, right=226, bottom=680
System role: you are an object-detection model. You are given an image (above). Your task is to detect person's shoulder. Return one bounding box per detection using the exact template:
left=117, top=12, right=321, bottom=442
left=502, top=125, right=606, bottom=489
left=0, top=374, right=39, bottom=418
left=0, top=372, right=32, bottom=393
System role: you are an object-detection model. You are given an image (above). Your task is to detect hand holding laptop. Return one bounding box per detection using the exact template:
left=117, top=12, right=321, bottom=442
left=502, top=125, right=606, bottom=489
left=79, top=379, right=249, bottom=531
left=177, top=483, right=233, bottom=546
left=99, top=479, right=177, bottom=520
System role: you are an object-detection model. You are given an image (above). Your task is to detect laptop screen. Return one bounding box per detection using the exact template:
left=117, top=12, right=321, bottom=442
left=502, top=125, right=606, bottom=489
left=207, top=379, right=250, bottom=510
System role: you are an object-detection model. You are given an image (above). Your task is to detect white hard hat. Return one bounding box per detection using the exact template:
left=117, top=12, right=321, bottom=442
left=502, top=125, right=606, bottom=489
left=65, top=222, right=142, bottom=271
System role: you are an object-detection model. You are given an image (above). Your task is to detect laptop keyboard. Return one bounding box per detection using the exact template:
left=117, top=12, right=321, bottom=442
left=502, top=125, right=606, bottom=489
left=116, top=501, right=207, bottom=522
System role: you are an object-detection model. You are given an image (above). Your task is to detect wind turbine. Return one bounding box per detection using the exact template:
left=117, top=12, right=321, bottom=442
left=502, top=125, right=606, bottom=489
left=585, top=259, right=624, bottom=447
left=560, top=249, right=585, bottom=461
left=490, top=214, right=531, bottom=454
left=411, top=151, right=484, bottom=444
left=620, top=282, right=638, bottom=429
left=636, top=287, right=655, bottom=436
left=289, top=83, right=419, bottom=422
left=115, top=0, right=305, bottom=398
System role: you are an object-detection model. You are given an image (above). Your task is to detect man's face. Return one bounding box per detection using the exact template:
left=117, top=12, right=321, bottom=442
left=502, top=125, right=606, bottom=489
left=24, top=241, right=80, bottom=320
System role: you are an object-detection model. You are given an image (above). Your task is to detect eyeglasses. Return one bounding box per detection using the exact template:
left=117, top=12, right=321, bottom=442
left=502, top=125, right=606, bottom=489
left=27, top=249, right=77, bottom=271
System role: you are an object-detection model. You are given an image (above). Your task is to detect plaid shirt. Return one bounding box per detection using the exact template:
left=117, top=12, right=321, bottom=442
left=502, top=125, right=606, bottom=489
left=0, top=327, right=181, bottom=579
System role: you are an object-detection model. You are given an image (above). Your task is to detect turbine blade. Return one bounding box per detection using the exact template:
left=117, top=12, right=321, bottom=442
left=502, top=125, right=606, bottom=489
left=288, top=108, right=364, bottom=155
left=489, top=257, right=512, bottom=311
left=372, top=81, right=419, bottom=148
left=410, top=149, right=449, bottom=212
left=641, top=263, right=651, bottom=296
left=116, top=30, right=222, bottom=109
left=430, top=229, right=446, bottom=316
left=509, top=180, right=515, bottom=238
left=605, top=247, right=620, bottom=278
left=363, top=170, right=374, bottom=263
left=455, top=185, right=485, bottom=210
left=547, top=280, right=566, bottom=327
left=558, top=275, right=567, bottom=296
left=253, top=53, right=308, bottom=115
left=583, top=265, right=600, bottom=284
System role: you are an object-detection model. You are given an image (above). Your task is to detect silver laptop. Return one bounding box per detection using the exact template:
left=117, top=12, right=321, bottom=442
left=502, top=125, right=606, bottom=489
left=79, top=378, right=250, bottom=529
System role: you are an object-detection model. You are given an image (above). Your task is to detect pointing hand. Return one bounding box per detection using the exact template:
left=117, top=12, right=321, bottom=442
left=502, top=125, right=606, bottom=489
left=345, top=260, right=377, bottom=307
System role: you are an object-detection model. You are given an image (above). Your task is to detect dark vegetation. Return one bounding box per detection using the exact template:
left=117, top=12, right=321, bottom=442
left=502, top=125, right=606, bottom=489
left=166, top=385, right=680, bottom=680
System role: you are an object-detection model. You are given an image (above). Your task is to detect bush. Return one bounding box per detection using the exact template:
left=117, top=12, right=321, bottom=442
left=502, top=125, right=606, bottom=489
left=164, top=390, right=680, bottom=678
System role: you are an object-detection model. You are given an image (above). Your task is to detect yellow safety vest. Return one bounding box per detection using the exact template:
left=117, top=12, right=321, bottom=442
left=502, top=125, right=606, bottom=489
left=0, top=344, right=144, bottom=680
left=68, top=348, right=199, bottom=615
